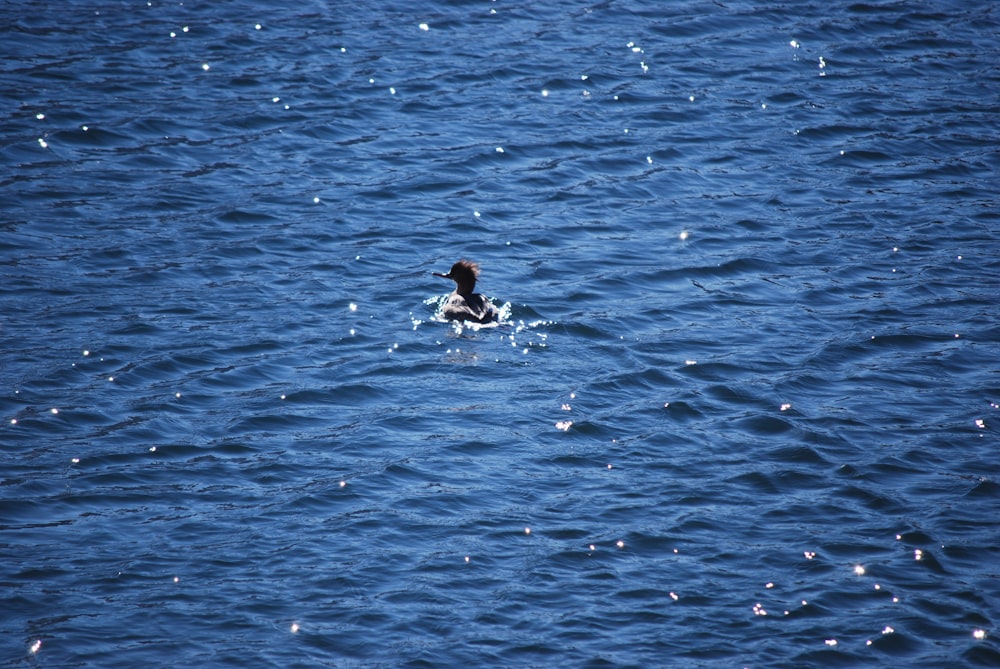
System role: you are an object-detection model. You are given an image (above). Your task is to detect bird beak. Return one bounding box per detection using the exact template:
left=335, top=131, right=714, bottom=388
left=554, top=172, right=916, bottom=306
left=432, top=272, right=450, bottom=279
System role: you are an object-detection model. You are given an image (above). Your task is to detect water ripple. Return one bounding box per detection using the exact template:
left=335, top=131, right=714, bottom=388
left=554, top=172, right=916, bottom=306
left=3, top=0, right=1000, bottom=666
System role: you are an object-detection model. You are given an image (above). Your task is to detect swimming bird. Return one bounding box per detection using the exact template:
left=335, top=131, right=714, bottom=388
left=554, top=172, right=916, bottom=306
left=432, top=259, right=499, bottom=324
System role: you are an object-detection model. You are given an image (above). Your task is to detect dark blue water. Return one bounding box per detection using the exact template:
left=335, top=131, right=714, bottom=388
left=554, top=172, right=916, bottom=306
left=3, top=0, right=1000, bottom=666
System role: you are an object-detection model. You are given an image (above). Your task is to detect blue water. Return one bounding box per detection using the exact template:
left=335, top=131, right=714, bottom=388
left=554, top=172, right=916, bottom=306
left=3, top=0, right=1000, bottom=666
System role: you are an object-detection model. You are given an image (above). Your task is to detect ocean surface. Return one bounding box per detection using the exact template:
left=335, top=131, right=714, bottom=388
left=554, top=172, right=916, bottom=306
left=2, top=0, right=999, bottom=666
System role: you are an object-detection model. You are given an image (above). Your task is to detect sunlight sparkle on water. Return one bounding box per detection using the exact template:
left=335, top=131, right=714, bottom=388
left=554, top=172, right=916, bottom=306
left=854, top=565, right=865, bottom=575
left=973, top=629, right=986, bottom=640
left=555, top=420, right=573, bottom=431
left=290, top=622, right=300, bottom=633
left=30, top=640, right=41, bottom=654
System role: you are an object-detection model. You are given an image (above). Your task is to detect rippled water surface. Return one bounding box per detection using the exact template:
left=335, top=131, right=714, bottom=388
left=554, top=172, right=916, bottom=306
left=3, top=0, right=1000, bottom=666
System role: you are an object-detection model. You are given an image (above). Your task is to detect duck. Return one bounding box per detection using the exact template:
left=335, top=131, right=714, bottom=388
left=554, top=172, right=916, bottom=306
left=432, top=259, right=499, bottom=324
